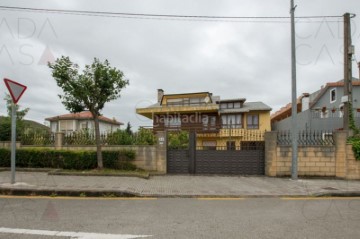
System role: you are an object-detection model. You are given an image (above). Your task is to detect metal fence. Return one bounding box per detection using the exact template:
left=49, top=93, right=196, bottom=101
left=277, top=130, right=335, bottom=146
left=21, top=133, right=55, bottom=146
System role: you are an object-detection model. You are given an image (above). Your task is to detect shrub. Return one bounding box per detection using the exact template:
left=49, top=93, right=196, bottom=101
left=348, top=136, right=360, bottom=161
left=0, top=148, right=137, bottom=170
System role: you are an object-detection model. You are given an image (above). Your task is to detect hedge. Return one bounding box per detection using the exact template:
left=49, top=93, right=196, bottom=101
left=0, top=148, right=136, bottom=170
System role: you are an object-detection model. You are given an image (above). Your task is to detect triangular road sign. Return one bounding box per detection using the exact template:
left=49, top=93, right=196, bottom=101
left=4, top=78, right=27, bottom=104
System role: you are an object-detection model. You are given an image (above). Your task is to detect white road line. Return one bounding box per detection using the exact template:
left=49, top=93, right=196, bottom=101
left=0, top=227, right=152, bottom=239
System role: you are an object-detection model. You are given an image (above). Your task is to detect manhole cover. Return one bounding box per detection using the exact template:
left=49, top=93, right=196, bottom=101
left=322, top=187, right=338, bottom=190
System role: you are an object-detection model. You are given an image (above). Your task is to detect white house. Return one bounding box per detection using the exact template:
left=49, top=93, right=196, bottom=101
left=45, top=111, right=123, bottom=134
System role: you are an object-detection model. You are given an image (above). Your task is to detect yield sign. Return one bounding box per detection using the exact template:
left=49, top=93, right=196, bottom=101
left=4, top=78, right=27, bottom=104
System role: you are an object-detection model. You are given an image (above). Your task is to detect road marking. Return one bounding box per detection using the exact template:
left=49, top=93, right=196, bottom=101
left=281, top=197, right=360, bottom=200
left=0, top=196, right=157, bottom=200
left=0, top=227, right=152, bottom=239
left=197, top=197, right=245, bottom=200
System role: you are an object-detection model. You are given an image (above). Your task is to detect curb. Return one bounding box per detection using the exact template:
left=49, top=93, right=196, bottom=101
left=1, top=187, right=360, bottom=198
left=48, top=171, right=150, bottom=180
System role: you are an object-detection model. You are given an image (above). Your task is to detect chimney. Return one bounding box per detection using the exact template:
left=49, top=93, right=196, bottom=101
left=157, top=89, right=164, bottom=103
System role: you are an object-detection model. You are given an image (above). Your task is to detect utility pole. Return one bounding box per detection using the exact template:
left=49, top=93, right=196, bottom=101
left=290, top=0, right=298, bottom=180
left=343, top=13, right=353, bottom=132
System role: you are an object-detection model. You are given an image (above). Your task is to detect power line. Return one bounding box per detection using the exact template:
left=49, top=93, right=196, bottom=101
left=0, top=5, right=344, bottom=23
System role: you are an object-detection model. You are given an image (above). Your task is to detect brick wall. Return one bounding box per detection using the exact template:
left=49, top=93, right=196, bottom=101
left=346, top=145, right=360, bottom=180
left=265, top=131, right=360, bottom=179
left=276, top=146, right=336, bottom=177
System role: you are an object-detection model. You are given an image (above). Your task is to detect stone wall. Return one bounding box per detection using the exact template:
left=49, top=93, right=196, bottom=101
left=0, top=131, right=168, bottom=173
left=346, top=145, right=360, bottom=180
left=275, top=146, right=335, bottom=177
left=265, top=131, right=360, bottom=179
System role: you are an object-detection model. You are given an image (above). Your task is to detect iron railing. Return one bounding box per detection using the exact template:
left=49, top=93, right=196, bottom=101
left=21, top=133, right=55, bottom=146
left=277, top=130, right=334, bottom=146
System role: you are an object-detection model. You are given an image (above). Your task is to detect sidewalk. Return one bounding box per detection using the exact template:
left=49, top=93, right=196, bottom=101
left=0, top=171, right=359, bottom=197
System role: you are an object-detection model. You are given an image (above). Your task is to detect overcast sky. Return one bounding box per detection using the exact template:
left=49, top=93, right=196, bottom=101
left=0, top=0, right=359, bottom=129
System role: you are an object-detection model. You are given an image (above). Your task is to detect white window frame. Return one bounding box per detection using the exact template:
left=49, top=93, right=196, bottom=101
left=330, top=88, right=336, bottom=103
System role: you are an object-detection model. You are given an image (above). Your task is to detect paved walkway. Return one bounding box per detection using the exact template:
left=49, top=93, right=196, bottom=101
left=0, top=172, right=359, bottom=197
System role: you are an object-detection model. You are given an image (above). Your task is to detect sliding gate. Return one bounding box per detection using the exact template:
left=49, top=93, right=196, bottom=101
left=167, top=131, right=265, bottom=175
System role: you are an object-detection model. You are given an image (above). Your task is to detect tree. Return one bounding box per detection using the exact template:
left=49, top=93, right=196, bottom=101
left=125, top=122, right=133, bottom=136
left=5, top=94, right=29, bottom=121
left=0, top=94, right=29, bottom=141
left=49, top=56, right=129, bottom=169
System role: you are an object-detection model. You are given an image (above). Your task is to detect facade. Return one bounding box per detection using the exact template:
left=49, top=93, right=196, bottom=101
left=45, top=111, right=123, bottom=134
left=136, top=89, right=272, bottom=150
left=272, top=78, right=360, bottom=131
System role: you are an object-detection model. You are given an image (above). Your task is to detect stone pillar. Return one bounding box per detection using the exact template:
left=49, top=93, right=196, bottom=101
left=54, top=132, right=64, bottom=150
left=265, top=131, right=278, bottom=176
left=155, top=131, right=167, bottom=173
left=334, top=131, right=348, bottom=178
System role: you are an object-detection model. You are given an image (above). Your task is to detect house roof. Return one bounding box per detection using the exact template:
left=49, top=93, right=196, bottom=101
left=309, top=79, right=360, bottom=108
left=218, top=98, right=246, bottom=103
left=271, top=78, right=360, bottom=122
left=45, top=111, right=123, bottom=126
left=220, top=102, right=272, bottom=113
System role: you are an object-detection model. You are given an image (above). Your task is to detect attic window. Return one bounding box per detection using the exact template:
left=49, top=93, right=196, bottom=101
left=330, top=88, right=336, bottom=103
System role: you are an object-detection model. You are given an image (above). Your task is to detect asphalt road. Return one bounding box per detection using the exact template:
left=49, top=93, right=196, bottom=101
left=0, top=196, right=359, bottom=239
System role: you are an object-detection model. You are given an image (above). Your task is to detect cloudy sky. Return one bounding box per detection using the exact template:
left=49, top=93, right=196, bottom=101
left=0, top=0, right=359, bottom=129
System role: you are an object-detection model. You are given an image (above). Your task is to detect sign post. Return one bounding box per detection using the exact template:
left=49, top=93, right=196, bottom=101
left=3, top=78, right=27, bottom=184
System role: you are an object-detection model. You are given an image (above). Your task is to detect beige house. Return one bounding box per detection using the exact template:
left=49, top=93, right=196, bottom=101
left=45, top=111, right=123, bottom=134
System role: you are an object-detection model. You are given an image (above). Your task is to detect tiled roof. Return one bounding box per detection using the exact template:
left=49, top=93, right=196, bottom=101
left=45, top=111, right=123, bottom=125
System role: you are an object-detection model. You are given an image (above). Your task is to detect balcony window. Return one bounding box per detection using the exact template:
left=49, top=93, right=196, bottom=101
left=221, top=114, right=242, bottom=128
left=247, top=115, right=259, bottom=129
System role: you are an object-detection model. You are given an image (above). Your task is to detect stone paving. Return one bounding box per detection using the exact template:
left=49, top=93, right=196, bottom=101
left=0, top=172, right=359, bottom=197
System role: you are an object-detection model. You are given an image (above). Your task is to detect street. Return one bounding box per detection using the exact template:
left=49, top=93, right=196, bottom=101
left=0, top=196, right=359, bottom=239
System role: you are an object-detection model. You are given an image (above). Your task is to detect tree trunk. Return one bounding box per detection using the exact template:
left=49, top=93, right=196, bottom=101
left=93, top=115, right=103, bottom=169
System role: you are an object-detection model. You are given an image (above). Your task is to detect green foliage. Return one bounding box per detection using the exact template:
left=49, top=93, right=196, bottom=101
left=48, top=56, right=129, bottom=168
left=168, top=131, right=189, bottom=149
left=349, top=103, right=360, bottom=135
left=48, top=56, right=129, bottom=115
left=133, top=128, right=157, bottom=145
left=0, top=148, right=136, bottom=170
left=348, top=136, right=360, bottom=161
left=5, top=94, right=29, bottom=121
left=107, top=130, right=133, bottom=145
left=106, top=128, right=156, bottom=145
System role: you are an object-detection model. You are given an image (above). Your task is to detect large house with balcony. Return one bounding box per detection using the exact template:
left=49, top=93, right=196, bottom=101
left=136, top=89, right=272, bottom=150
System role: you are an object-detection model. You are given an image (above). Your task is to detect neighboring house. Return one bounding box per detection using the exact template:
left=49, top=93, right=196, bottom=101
left=136, top=89, right=272, bottom=150
left=45, top=111, right=123, bottom=134
left=271, top=78, right=360, bottom=132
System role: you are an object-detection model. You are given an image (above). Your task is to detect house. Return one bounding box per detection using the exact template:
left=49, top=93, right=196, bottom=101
left=271, top=78, right=360, bottom=132
left=45, top=111, right=123, bottom=134
left=136, top=89, right=272, bottom=150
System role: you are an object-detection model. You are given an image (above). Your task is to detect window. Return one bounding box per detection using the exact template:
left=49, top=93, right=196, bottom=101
left=165, top=116, right=181, bottom=128
left=226, top=141, right=236, bottom=150
left=220, top=103, right=227, bottom=109
left=80, top=122, right=88, bottom=130
left=221, top=114, right=242, bottom=128
left=202, top=141, right=217, bottom=150
left=330, top=88, right=336, bottom=103
left=247, top=115, right=259, bottom=129
left=227, top=102, right=234, bottom=109
left=202, top=115, right=216, bottom=130
left=234, top=102, right=241, bottom=108
left=59, top=120, right=74, bottom=132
